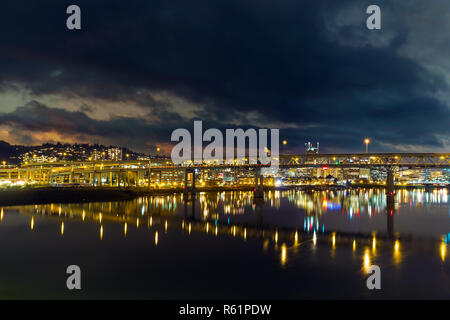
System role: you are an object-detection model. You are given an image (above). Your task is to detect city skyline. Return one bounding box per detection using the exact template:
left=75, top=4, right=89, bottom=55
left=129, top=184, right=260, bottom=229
left=1, top=1, right=450, bottom=154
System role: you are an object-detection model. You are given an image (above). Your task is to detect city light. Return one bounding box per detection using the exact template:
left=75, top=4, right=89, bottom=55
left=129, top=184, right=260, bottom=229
left=364, top=138, right=370, bottom=153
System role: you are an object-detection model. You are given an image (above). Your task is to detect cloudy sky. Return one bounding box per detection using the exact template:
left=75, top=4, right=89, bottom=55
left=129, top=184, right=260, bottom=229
left=0, top=0, right=449, bottom=154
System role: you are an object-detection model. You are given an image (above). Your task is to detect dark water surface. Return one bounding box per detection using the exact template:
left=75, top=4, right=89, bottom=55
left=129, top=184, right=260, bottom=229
left=0, top=188, right=449, bottom=299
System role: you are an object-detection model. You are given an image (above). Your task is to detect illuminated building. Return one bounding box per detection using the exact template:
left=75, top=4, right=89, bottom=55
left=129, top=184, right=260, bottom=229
left=107, top=148, right=123, bottom=161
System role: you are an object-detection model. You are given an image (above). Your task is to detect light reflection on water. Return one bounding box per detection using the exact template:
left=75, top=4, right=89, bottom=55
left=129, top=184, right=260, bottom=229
left=4, top=188, right=450, bottom=250
left=0, top=187, right=449, bottom=298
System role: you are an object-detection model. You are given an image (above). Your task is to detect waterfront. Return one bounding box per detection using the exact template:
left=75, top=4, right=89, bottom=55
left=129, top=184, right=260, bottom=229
left=0, top=188, right=449, bottom=299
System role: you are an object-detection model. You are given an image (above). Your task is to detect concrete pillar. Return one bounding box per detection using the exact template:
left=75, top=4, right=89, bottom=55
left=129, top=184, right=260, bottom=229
left=148, top=167, right=151, bottom=189
left=184, top=168, right=196, bottom=193
left=386, top=167, right=395, bottom=204
left=254, top=168, right=264, bottom=199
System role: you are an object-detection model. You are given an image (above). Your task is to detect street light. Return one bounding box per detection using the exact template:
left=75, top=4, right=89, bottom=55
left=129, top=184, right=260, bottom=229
left=364, top=138, right=370, bottom=153
left=282, top=140, right=287, bottom=145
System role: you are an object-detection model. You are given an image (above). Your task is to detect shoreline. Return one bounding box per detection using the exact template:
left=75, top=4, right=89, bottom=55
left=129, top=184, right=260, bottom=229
left=0, top=184, right=447, bottom=207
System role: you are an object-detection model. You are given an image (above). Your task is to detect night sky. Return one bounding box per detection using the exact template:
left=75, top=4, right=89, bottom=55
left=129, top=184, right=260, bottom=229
left=0, top=0, right=449, bottom=154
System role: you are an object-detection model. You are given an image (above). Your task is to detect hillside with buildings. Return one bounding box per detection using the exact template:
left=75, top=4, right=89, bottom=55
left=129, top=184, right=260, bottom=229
left=0, top=141, right=150, bottom=165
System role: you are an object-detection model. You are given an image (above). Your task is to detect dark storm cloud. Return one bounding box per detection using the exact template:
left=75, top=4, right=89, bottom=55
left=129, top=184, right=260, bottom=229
left=0, top=101, right=255, bottom=151
left=0, top=101, right=186, bottom=150
left=0, top=0, right=449, bottom=152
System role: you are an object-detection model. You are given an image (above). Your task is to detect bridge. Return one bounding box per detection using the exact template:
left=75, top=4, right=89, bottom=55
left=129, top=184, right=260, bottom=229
left=1, top=153, right=450, bottom=203
left=280, top=153, right=450, bottom=168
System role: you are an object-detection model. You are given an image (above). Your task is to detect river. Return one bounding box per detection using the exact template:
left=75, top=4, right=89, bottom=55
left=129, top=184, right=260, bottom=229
left=0, top=188, right=449, bottom=299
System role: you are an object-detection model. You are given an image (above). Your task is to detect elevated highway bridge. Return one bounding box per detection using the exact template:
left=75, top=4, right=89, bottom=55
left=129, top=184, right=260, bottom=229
left=280, top=153, right=450, bottom=168
left=1, top=153, right=449, bottom=201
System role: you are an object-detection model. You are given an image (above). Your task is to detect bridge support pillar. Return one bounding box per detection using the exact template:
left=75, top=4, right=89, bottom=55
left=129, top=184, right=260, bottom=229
left=148, top=164, right=152, bottom=189
left=99, top=172, right=103, bottom=186
left=254, top=168, right=264, bottom=200
left=69, top=168, right=73, bottom=184
left=386, top=168, right=395, bottom=204
left=184, top=168, right=196, bottom=195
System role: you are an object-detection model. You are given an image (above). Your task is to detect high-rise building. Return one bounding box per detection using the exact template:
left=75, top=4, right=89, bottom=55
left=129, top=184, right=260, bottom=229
left=91, top=149, right=105, bottom=161
left=107, top=148, right=123, bottom=161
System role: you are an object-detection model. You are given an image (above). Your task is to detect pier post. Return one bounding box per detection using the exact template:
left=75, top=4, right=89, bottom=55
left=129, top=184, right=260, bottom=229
left=254, top=167, right=264, bottom=200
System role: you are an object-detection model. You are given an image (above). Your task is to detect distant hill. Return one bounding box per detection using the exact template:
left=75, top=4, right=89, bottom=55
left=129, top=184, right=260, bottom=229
left=0, top=141, right=148, bottom=165
left=0, top=141, right=30, bottom=164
